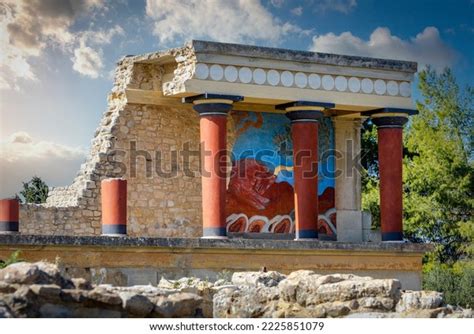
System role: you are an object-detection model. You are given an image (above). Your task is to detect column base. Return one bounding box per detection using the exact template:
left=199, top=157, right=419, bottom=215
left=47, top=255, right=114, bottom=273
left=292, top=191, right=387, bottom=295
left=0, top=221, right=19, bottom=232
left=201, top=236, right=229, bottom=240
left=202, top=227, right=227, bottom=238
left=102, top=225, right=127, bottom=235
left=382, top=231, right=404, bottom=241
left=295, top=229, right=318, bottom=240
left=0, top=231, right=19, bottom=234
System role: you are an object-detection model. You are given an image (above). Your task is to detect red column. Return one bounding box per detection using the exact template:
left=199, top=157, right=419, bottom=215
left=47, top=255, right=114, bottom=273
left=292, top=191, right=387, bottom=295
left=193, top=100, right=234, bottom=238
left=0, top=198, right=19, bottom=233
left=287, top=109, right=324, bottom=239
left=372, top=115, right=408, bottom=241
left=101, top=178, right=127, bottom=235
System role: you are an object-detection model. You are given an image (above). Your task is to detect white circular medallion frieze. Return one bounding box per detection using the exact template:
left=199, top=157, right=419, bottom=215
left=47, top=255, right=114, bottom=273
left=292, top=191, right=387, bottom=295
left=294, top=72, right=307, bottom=88
left=194, top=63, right=209, bottom=80
left=202, top=64, right=407, bottom=98
left=308, top=74, right=321, bottom=89
left=224, top=66, right=238, bottom=82
left=281, top=71, right=294, bottom=87
left=361, top=78, right=374, bottom=94
left=267, top=69, right=280, bottom=86
left=335, top=76, right=348, bottom=92
left=322, top=75, right=335, bottom=90
left=387, top=81, right=399, bottom=96
left=209, top=64, right=224, bottom=81
left=348, top=77, right=361, bottom=93
left=399, top=82, right=411, bottom=97
left=374, top=79, right=387, bottom=95
left=238, top=67, right=252, bottom=83
left=253, top=68, right=266, bottom=85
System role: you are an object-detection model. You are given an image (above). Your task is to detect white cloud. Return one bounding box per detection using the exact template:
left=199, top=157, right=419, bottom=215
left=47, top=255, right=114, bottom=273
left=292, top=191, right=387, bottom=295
left=0, top=132, right=86, bottom=197
left=270, top=0, right=285, bottom=8
left=71, top=24, right=124, bottom=78
left=10, top=131, right=33, bottom=144
left=79, top=24, right=125, bottom=45
left=72, top=44, right=104, bottom=78
left=310, top=27, right=458, bottom=71
left=1, top=132, right=86, bottom=162
left=312, top=0, right=357, bottom=14
left=0, top=0, right=123, bottom=90
left=145, top=0, right=307, bottom=46
left=291, top=6, right=303, bottom=16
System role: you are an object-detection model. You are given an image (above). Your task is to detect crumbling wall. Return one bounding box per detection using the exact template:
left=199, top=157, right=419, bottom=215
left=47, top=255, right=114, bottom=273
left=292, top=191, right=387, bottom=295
left=19, top=44, right=218, bottom=237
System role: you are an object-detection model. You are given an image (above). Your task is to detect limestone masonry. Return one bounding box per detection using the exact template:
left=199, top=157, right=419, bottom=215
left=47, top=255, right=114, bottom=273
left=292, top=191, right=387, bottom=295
left=20, top=45, right=207, bottom=237
left=0, top=261, right=471, bottom=318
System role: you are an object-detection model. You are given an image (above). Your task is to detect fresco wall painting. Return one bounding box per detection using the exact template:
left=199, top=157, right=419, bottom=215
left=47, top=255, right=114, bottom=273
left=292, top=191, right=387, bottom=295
left=226, top=111, right=337, bottom=238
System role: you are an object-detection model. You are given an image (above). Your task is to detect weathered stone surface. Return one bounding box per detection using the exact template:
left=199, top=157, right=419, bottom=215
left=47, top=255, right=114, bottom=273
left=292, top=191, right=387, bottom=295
left=232, top=271, right=286, bottom=288
left=213, top=285, right=281, bottom=318
left=158, top=277, right=215, bottom=317
left=0, top=262, right=207, bottom=318
left=0, top=262, right=72, bottom=288
left=153, top=292, right=203, bottom=318
left=72, top=277, right=93, bottom=290
left=0, top=281, right=17, bottom=293
left=396, top=290, right=443, bottom=312
left=0, top=305, right=13, bottom=318
left=0, top=262, right=471, bottom=318
left=313, top=277, right=401, bottom=304
left=214, top=270, right=470, bottom=318
left=86, top=288, right=122, bottom=306
left=0, top=262, right=41, bottom=285
left=30, top=284, right=62, bottom=300
left=0, top=234, right=433, bottom=253
left=119, top=292, right=154, bottom=317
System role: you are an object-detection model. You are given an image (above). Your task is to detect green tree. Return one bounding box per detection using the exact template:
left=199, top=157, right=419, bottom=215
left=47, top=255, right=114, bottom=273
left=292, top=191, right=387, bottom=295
left=19, top=176, right=49, bottom=204
left=361, top=120, right=381, bottom=227
left=404, top=67, right=473, bottom=264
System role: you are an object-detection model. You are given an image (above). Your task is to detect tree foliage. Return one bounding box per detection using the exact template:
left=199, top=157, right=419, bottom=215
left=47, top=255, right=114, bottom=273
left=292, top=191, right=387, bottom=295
left=404, top=67, right=473, bottom=263
left=361, top=121, right=381, bottom=227
left=0, top=250, right=23, bottom=269
left=19, top=176, right=49, bottom=204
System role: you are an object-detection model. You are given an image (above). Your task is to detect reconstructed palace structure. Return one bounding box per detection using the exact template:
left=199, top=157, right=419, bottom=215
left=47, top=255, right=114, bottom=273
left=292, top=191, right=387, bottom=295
left=0, top=41, right=429, bottom=289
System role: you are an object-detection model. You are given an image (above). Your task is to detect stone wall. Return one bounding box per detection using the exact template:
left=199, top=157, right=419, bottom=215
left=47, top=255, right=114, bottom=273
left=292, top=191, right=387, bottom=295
left=0, top=235, right=430, bottom=290
left=19, top=46, right=218, bottom=237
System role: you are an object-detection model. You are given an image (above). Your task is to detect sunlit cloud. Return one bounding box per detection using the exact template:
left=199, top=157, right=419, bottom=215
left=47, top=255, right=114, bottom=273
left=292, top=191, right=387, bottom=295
left=0, top=0, right=123, bottom=89
left=145, top=0, right=309, bottom=46
left=311, top=26, right=458, bottom=71
left=0, top=132, right=87, bottom=197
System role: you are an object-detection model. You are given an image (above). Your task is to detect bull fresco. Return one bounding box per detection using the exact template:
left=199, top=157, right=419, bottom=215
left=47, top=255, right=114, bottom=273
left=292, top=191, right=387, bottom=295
left=226, top=111, right=336, bottom=237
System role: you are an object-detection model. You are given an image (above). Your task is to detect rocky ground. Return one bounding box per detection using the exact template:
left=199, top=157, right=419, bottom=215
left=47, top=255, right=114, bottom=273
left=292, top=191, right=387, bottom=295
left=0, top=261, right=471, bottom=318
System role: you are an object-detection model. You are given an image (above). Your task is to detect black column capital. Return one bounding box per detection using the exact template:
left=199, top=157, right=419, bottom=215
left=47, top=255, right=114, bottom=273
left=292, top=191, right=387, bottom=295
left=192, top=101, right=234, bottom=117
left=183, top=93, right=243, bottom=117
left=277, top=101, right=334, bottom=123
left=286, top=109, right=325, bottom=123
left=371, top=115, right=408, bottom=128
left=363, top=107, right=417, bottom=129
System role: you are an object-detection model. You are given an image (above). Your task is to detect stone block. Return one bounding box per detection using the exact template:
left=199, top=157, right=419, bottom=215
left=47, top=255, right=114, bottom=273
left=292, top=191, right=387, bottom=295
left=362, top=211, right=372, bottom=230
left=336, top=210, right=363, bottom=242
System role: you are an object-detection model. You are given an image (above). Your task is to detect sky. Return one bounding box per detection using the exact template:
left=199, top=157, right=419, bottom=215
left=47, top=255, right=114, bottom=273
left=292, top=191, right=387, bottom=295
left=0, top=0, right=473, bottom=197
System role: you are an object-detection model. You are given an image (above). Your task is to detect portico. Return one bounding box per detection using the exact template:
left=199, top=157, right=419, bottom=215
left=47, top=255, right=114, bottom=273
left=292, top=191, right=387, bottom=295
left=160, top=40, right=418, bottom=242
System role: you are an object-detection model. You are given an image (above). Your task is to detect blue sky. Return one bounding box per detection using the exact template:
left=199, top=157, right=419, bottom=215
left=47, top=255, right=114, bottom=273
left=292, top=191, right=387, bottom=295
left=0, top=0, right=473, bottom=196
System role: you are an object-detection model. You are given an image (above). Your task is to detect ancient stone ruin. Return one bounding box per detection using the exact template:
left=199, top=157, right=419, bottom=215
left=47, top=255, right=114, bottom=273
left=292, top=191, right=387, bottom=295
left=0, top=40, right=431, bottom=294
left=0, top=262, right=471, bottom=318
